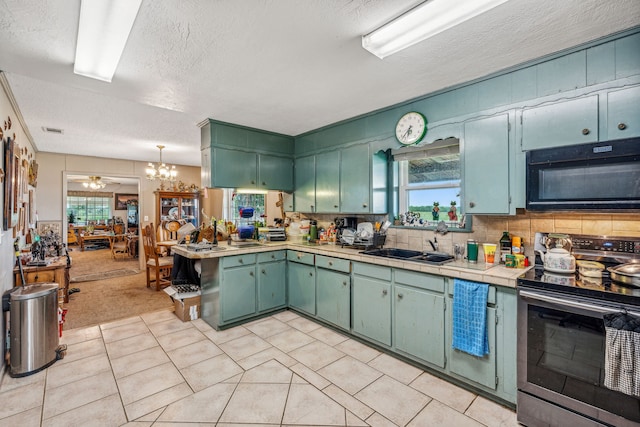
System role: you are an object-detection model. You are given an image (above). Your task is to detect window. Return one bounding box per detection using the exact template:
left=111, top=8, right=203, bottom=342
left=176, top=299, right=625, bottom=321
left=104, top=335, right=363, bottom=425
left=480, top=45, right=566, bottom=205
left=392, top=138, right=470, bottom=230
left=223, top=189, right=266, bottom=225
left=67, top=196, right=111, bottom=225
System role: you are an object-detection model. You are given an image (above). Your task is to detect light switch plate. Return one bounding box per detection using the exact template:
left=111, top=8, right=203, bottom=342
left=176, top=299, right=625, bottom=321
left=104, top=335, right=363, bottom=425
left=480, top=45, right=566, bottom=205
left=144, top=216, right=149, bottom=221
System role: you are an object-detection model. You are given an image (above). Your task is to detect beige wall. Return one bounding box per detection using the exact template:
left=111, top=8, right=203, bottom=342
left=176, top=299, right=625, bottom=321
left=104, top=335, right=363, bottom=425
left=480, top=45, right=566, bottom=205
left=36, top=152, right=201, bottom=232
left=385, top=211, right=640, bottom=262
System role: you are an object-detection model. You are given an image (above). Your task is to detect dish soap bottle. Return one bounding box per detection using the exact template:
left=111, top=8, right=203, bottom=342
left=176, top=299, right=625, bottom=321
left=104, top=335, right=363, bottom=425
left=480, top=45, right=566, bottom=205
left=499, top=231, right=511, bottom=264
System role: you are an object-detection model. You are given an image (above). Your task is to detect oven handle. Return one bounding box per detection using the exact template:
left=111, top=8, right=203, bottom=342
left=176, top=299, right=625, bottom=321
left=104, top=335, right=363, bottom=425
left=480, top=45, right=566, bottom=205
left=519, top=289, right=640, bottom=317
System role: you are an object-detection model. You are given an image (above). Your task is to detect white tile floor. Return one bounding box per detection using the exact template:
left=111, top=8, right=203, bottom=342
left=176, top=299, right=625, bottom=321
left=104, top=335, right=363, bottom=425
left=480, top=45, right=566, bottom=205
left=0, top=309, right=519, bottom=426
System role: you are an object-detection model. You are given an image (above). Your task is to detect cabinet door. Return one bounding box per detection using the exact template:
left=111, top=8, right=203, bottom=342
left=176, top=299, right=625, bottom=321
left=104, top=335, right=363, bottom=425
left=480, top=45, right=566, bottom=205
left=316, top=268, right=350, bottom=330
left=449, top=304, right=497, bottom=390
left=464, top=114, right=510, bottom=214
left=179, top=195, right=199, bottom=227
left=221, top=265, right=256, bottom=322
left=607, top=85, right=640, bottom=140
left=340, top=144, right=370, bottom=213
left=258, top=154, right=293, bottom=192
left=522, top=95, right=598, bottom=150
left=315, top=151, right=340, bottom=213
left=258, top=260, right=286, bottom=312
left=394, top=285, right=445, bottom=368
left=213, top=147, right=257, bottom=188
left=294, top=155, right=316, bottom=213
left=288, top=262, right=315, bottom=315
left=352, top=275, right=391, bottom=346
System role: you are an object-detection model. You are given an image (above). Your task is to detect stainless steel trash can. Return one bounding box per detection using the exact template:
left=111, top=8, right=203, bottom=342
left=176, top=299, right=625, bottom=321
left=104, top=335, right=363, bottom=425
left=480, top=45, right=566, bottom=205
left=9, top=283, right=62, bottom=377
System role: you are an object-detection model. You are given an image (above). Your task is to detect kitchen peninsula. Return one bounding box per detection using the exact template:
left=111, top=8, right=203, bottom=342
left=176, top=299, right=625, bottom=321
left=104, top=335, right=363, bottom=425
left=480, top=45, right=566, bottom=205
left=172, top=241, right=525, bottom=406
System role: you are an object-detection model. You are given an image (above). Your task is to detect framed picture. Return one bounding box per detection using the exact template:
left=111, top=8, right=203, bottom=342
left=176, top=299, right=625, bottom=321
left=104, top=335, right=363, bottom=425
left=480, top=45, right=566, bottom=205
left=37, top=221, right=61, bottom=236
left=115, top=193, right=138, bottom=210
left=3, top=137, right=18, bottom=230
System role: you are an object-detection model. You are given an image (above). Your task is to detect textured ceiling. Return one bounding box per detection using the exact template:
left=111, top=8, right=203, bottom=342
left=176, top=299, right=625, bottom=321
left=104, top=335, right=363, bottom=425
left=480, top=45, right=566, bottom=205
left=0, top=0, right=639, bottom=167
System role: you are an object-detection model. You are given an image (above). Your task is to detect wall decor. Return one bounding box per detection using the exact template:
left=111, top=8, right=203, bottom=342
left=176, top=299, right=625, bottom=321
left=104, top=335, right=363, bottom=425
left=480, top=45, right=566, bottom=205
left=37, top=221, right=61, bottom=236
left=21, top=158, right=28, bottom=195
left=115, top=193, right=138, bottom=210
left=28, top=159, right=38, bottom=187
left=3, top=137, right=18, bottom=230
left=28, top=189, right=35, bottom=225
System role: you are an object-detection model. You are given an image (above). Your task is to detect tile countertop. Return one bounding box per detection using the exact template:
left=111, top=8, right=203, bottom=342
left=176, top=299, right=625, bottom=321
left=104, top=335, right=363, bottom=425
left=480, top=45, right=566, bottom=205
left=171, top=241, right=531, bottom=289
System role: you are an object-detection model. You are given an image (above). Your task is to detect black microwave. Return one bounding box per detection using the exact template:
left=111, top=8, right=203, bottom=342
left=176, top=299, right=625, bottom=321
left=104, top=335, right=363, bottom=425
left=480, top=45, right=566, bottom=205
left=526, top=137, right=640, bottom=211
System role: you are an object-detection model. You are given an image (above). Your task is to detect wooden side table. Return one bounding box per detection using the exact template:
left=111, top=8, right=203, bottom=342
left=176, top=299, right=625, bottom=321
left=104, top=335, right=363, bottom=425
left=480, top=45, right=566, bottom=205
left=14, top=257, right=71, bottom=304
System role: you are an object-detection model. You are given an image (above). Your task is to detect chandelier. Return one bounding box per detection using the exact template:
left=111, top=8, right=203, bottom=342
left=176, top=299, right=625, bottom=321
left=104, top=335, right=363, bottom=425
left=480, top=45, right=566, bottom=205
left=82, top=176, right=106, bottom=190
left=146, top=145, right=177, bottom=189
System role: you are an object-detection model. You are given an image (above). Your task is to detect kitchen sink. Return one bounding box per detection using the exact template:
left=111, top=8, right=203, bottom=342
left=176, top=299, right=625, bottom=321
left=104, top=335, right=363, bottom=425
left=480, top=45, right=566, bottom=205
left=361, top=248, right=454, bottom=265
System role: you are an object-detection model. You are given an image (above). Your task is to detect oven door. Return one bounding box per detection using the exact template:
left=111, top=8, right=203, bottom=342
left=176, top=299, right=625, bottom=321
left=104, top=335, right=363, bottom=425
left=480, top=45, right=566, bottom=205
left=517, top=287, right=640, bottom=427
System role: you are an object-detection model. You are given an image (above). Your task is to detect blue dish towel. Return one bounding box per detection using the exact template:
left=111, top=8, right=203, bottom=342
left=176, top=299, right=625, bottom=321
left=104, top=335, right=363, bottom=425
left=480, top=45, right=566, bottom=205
left=452, top=279, right=489, bottom=357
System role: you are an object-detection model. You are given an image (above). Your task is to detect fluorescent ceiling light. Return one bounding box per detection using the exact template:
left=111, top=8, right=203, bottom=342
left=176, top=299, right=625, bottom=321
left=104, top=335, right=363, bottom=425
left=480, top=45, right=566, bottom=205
left=74, top=0, right=142, bottom=82
left=362, top=0, right=510, bottom=59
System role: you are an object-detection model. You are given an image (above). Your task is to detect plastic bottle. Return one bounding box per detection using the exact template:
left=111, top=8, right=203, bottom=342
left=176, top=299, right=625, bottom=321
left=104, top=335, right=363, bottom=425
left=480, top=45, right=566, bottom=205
left=499, top=231, right=511, bottom=264
left=309, top=220, right=318, bottom=241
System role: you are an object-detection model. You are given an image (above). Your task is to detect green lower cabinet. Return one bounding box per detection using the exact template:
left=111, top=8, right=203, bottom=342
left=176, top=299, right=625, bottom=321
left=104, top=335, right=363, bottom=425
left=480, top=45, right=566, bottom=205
left=394, top=285, right=446, bottom=368
left=221, top=264, right=257, bottom=323
left=448, top=302, right=498, bottom=390
left=316, top=268, right=350, bottom=331
left=288, top=261, right=316, bottom=315
left=257, top=257, right=286, bottom=312
left=352, top=274, right=392, bottom=347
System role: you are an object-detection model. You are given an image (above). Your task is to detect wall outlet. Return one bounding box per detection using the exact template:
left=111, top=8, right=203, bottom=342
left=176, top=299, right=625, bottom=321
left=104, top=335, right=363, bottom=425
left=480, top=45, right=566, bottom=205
left=144, top=216, right=149, bottom=221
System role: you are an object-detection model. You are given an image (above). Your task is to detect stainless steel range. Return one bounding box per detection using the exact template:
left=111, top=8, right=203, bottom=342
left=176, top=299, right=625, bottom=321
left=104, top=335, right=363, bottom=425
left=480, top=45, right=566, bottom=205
left=517, top=233, right=640, bottom=427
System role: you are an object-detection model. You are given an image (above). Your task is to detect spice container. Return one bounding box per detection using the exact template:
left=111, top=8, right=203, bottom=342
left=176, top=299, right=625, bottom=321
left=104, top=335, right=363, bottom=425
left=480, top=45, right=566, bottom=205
left=499, top=231, right=511, bottom=264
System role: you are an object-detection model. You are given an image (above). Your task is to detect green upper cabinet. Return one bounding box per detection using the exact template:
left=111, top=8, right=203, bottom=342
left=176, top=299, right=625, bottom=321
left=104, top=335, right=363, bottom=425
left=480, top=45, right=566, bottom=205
left=463, top=114, right=512, bottom=214
left=521, top=95, right=599, bottom=150
left=339, top=144, right=388, bottom=214
left=212, top=147, right=257, bottom=188
left=257, top=154, right=293, bottom=191
left=294, top=155, right=316, bottom=213
left=606, top=85, right=640, bottom=140
left=200, top=119, right=294, bottom=191
left=315, top=151, right=341, bottom=213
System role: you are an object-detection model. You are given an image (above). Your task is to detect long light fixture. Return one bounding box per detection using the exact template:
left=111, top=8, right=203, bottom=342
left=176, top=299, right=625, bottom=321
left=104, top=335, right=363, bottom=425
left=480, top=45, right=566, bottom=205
left=362, top=0, right=510, bottom=59
left=146, top=145, right=178, bottom=190
left=82, top=176, right=106, bottom=190
left=74, top=0, right=143, bottom=82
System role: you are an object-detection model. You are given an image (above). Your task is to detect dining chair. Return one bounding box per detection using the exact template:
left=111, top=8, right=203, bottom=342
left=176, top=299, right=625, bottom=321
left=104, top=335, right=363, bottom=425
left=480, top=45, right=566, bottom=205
left=110, top=234, right=128, bottom=259
left=142, top=223, right=173, bottom=291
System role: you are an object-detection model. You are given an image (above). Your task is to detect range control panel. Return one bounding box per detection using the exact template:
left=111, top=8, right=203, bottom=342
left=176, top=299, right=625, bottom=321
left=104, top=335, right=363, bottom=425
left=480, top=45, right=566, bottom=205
left=571, top=235, right=640, bottom=255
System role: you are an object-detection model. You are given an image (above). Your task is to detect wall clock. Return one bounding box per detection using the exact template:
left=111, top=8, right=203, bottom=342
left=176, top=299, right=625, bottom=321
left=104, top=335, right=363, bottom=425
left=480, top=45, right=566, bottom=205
left=395, top=111, right=427, bottom=145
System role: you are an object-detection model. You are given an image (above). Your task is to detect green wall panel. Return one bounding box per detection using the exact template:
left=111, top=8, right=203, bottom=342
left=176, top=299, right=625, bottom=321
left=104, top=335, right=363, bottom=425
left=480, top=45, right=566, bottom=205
left=536, top=51, right=586, bottom=97
left=510, top=67, right=537, bottom=103
left=616, top=33, right=640, bottom=78
left=587, top=41, right=616, bottom=85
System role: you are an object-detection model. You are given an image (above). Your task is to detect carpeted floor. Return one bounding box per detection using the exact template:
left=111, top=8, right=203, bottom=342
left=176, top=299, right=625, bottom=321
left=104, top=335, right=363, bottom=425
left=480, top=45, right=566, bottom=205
left=62, top=246, right=174, bottom=330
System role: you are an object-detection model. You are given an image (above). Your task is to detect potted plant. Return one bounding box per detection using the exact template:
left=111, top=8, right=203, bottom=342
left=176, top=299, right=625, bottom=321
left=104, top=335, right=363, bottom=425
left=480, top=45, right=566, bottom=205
left=432, top=202, right=440, bottom=220
left=448, top=201, right=458, bottom=221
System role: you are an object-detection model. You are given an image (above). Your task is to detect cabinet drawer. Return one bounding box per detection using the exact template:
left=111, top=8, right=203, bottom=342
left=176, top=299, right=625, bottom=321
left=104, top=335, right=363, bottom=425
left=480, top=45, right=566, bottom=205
left=394, top=269, right=444, bottom=293
left=257, top=250, right=286, bottom=263
left=353, top=262, right=391, bottom=281
left=24, top=270, right=56, bottom=284
left=447, top=280, right=497, bottom=305
left=315, top=255, right=350, bottom=273
left=287, top=250, right=314, bottom=265
left=221, top=253, right=257, bottom=268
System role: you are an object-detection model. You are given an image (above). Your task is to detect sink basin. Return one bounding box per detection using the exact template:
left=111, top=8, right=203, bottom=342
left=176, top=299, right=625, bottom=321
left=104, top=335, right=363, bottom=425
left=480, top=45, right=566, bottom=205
left=361, top=248, right=454, bottom=265
left=361, top=248, right=423, bottom=259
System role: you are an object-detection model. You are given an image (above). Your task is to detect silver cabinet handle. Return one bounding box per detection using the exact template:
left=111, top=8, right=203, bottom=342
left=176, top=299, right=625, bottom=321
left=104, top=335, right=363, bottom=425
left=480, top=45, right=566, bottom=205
left=618, top=123, right=627, bottom=130
left=582, top=128, right=590, bottom=135
left=238, top=259, right=243, bottom=264
left=249, top=271, right=254, bottom=277
left=397, top=293, right=404, bottom=299
left=382, top=289, right=388, bottom=296
left=261, top=269, right=266, bottom=274
left=362, top=203, right=368, bottom=208
left=309, top=272, right=313, bottom=277
left=262, top=181, right=266, bottom=186
left=328, top=261, right=333, bottom=266
left=342, top=281, right=347, bottom=286
left=251, top=180, right=256, bottom=184
left=469, top=202, right=476, bottom=208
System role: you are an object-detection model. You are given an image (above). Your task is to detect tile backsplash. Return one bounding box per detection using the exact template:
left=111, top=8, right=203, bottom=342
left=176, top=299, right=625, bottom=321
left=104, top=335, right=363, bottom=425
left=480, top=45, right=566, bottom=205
left=384, top=212, right=640, bottom=262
